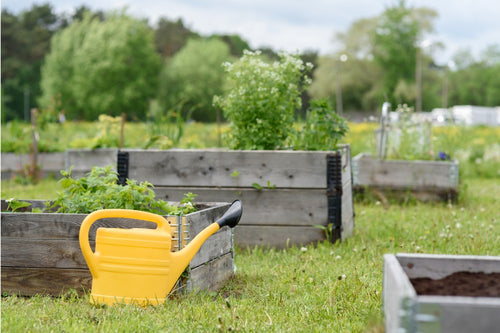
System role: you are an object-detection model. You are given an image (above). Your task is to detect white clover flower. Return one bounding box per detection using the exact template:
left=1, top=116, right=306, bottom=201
left=335, top=255, right=341, bottom=260
left=300, top=247, right=307, bottom=252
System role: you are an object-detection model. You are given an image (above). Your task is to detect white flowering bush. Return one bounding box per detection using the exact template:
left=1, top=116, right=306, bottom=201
left=214, top=50, right=312, bottom=150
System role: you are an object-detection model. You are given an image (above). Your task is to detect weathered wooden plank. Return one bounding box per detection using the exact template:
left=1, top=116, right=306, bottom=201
left=234, top=225, right=326, bottom=248
left=190, top=228, right=233, bottom=268
left=124, top=147, right=350, bottom=189
left=341, top=180, right=354, bottom=239
left=184, top=202, right=231, bottom=236
left=154, top=187, right=328, bottom=227
left=1, top=213, right=160, bottom=240
left=65, top=148, right=117, bottom=178
left=188, top=252, right=234, bottom=292
left=396, top=253, right=500, bottom=279
left=353, top=153, right=458, bottom=190
left=2, top=239, right=88, bottom=268
left=383, top=254, right=417, bottom=333
left=1, top=152, right=65, bottom=179
left=1, top=267, right=92, bottom=296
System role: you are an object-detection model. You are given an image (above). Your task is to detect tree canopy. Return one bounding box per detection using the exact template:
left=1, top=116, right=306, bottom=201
left=158, top=38, right=233, bottom=122
left=39, top=12, right=162, bottom=120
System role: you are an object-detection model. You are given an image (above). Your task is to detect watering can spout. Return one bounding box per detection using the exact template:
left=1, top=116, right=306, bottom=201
left=170, top=200, right=242, bottom=286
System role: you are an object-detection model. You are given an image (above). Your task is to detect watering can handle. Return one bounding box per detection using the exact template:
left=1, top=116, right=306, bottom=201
left=79, top=209, right=170, bottom=278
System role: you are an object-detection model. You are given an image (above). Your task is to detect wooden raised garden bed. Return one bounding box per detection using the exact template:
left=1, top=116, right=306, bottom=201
left=352, top=153, right=459, bottom=201
left=1, top=152, right=65, bottom=180
left=383, top=253, right=500, bottom=333
left=1, top=149, right=117, bottom=180
left=119, top=145, right=354, bottom=248
left=1, top=200, right=235, bottom=297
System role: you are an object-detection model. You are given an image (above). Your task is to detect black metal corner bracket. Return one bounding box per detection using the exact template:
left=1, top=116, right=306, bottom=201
left=117, top=151, right=129, bottom=186
left=326, top=152, right=343, bottom=243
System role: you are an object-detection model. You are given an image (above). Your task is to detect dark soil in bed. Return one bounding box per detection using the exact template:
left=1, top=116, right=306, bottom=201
left=410, top=271, right=500, bottom=297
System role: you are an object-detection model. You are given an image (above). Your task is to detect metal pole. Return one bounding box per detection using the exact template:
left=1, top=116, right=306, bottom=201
left=416, top=47, right=422, bottom=112
left=335, top=61, right=343, bottom=116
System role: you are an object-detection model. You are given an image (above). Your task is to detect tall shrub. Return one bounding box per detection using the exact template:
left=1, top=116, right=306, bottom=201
left=39, top=12, right=161, bottom=120
left=214, top=50, right=312, bottom=150
left=158, top=38, right=232, bottom=122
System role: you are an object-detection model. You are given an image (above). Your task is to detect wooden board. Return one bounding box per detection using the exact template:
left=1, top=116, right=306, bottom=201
left=155, top=187, right=328, bottom=227
left=1, top=152, right=65, bottom=179
left=188, top=252, right=234, bottom=292
left=65, top=148, right=118, bottom=178
left=124, top=146, right=351, bottom=189
left=353, top=153, right=458, bottom=190
left=1, top=267, right=92, bottom=296
left=234, top=225, right=325, bottom=248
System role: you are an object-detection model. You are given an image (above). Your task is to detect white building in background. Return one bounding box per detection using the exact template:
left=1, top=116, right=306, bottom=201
left=450, top=105, right=500, bottom=126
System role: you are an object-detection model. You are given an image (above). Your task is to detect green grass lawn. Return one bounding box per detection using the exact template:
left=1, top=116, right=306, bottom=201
left=2, top=177, right=498, bottom=332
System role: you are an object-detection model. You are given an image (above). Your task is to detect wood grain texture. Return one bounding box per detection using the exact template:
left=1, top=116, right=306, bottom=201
left=65, top=148, right=118, bottom=178
left=1, top=152, right=65, bottom=179
left=188, top=252, right=234, bottom=292
left=155, top=187, right=329, bottom=226
left=353, top=153, right=458, bottom=189
left=234, top=225, right=326, bottom=248
left=124, top=146, right=351, bottom=189
left=1, top=267, right=92, bottom=296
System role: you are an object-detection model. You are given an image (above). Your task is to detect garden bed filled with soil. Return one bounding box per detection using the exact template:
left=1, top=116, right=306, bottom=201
left=384, top=253, right=500, bottom=333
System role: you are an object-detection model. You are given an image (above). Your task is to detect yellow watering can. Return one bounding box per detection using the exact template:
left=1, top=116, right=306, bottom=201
left=79, top=200, right=242, bottom=306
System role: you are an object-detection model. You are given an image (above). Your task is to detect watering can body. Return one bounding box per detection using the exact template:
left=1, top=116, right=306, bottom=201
left=79, top=201, right=242, bottom=306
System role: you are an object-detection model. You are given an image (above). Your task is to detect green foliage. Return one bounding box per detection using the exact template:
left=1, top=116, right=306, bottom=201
left=384, top=103, right=433, bottom=160
left=214, top=50, right=311, bottom=150
left=47, top=166, right=196, bottom=215
left=4, top=198, right=31, bottom=212
left=290, top=99, right=349, bottom=150
left=39, top=12, right=162, bottom=120
left=158, top=38, right=232, bottom=122
left=373, top=0, right=419, bottom=103
left=143, top=100, right=188, bottom=149
left=1, top=4, right=60, bottom=121
left=68, top=114, right=124, bottom=149
left=154, top=17, right=199, bottom=58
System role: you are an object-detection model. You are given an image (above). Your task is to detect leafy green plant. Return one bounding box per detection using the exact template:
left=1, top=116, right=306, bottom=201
left=313, top=223, right=335, bottom=242
left=143, top=100, right=188, bottom=149
left=46, top=166, right=196, bottom=215
left=290, top=98, right=349, bottom=150
left=385, top=103, right=432, bottom=160
left=251, top=181, right=276, bottom=190
left=214, top=50, right=312, bottom=150
left=4, top=198, right=31, bottom=212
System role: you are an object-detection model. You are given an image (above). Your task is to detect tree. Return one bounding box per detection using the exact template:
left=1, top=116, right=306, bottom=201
left=212, top=34, right=251, bottom=57
left=158, top=37, right=232, bottom=122
left=1, top=4, right=60, bottom=121
left=449, top=44, right=500, bottom=106
left=154, top=17, right=199, bottom=58
left=39, top=12, right=162, bottom=120
left=373, top=0, right=419, bottom=104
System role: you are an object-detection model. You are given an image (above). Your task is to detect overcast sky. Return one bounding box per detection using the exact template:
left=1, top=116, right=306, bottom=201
left=3, top=0, right=500, bottom=65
